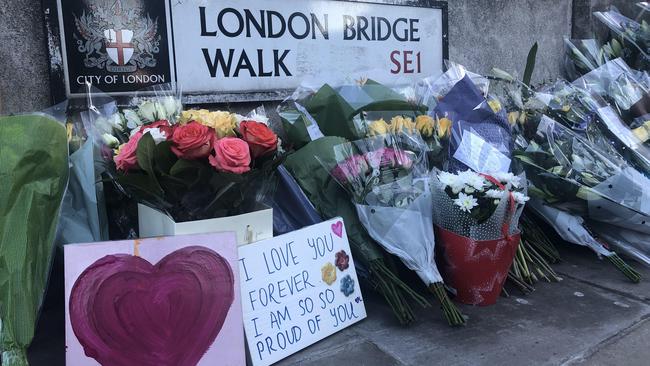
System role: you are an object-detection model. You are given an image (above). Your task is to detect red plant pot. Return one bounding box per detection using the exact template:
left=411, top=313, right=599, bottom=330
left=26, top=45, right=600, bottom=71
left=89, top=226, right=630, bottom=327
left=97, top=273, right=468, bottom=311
left=435, top=226, right=520, bottom=306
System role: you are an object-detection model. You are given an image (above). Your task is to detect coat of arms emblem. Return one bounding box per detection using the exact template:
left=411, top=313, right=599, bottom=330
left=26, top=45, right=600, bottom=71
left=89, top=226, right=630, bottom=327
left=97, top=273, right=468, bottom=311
left=73, top=0, right=161, bottom=73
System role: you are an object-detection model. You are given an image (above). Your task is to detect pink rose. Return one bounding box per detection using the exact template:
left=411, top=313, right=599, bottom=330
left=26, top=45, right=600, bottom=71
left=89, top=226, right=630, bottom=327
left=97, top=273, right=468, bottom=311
left=239, top=120, right=278, bottom=158
left=209, top=137, right=251, bottom=174
left=114, top=132, right=143, bottom=172
left=170, top=121, right=215, bottom=159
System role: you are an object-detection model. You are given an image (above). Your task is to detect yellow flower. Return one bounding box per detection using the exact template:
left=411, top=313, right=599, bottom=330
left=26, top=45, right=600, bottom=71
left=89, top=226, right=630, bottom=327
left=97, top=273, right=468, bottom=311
left=367, top=118, right=389, bottom=136
left=389, top=116, right=416, bottom=134
left=437, top=117, right=452, bottom=139
left=632, top=121, right=650, bottom=142
left=321, top=262, right=337, bottom=286
left=561, top=104, right=571, bottom=113
left=507, top=112, right=520, bottom=126
left=488, top=99, right=502, bottom=113
left=415, top=115, right=435, bottom=138
left=179, top=109, right=237, bottom=138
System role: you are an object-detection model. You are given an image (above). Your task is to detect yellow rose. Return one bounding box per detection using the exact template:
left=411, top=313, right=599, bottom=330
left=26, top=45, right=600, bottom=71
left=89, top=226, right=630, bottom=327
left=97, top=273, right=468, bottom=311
left=389, top=116, right=416, bottom=134
left=488, top=99, right=502, bottom=113
left=179, top=109, right=237, bottom=138
left=367, top=118, right=389, bottom=136
left=321, top=262, right=337, bottom=286
left=507, top=112, right=520, bottom=126
left=415, top=115, right=435, bottom=138
left=437, top=117, right=452, bottom=139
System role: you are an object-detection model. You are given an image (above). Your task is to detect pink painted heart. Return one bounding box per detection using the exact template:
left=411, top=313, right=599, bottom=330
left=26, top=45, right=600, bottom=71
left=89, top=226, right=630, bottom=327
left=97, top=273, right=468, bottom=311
left=69, top=246, right=234, bottom=366
left=331, top=221, right=343, bottom=238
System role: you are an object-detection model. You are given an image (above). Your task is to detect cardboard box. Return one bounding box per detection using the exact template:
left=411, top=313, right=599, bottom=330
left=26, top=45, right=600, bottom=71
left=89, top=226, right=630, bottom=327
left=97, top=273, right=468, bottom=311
left=138, top=204, right=273, bottom=245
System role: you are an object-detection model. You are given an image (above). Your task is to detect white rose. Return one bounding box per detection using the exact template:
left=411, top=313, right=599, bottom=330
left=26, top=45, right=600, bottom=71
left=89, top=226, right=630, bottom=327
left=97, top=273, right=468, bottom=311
left=138, top=101, right=158, bottom=122
left=154, top=101, right=168, bottom=121
left=107, top=113, right=124, bottom=132
left=161, top=96, right=181, bottom=119
left=123, top=109, right=142, bottom=130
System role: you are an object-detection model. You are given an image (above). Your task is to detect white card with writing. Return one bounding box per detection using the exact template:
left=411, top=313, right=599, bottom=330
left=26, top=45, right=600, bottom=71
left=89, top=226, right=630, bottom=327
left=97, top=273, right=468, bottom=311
left=238, top=218, right=366, bottom=366
left=453, top=129, right=511, bottom=174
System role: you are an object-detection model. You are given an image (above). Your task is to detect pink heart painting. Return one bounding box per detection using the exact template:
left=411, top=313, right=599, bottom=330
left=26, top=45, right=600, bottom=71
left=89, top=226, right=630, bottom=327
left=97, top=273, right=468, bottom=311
left=331, top=221, right=343, bottom=238
left=69, top=246, right=234, bottom=366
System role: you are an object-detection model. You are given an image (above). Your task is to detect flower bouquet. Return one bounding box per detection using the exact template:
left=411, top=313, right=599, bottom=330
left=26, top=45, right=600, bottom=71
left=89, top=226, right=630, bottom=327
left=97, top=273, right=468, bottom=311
left=88, top=89, right=282, bottom=228
left=320, top=133, right=466, bottom=325
left=514, top=115, right=645, bottom=279
left=278, top=79, right=434, bottom=324
left=1, top=114, right=69, bottom=366
left=432, top=168, right=528, bottom=305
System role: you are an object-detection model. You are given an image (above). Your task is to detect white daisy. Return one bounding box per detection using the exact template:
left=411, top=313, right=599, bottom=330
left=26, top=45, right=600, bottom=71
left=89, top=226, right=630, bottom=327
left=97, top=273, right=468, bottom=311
left=453, top=192, right=478, bottom=213
left=438, top=171, right=458, bottom=188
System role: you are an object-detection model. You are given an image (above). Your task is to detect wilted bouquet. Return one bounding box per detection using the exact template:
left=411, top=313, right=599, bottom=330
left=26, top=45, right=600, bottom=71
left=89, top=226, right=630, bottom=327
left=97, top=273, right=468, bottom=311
left=97, top=100, right=281, bottom=222
left=323, top=134, right=466, bottom=326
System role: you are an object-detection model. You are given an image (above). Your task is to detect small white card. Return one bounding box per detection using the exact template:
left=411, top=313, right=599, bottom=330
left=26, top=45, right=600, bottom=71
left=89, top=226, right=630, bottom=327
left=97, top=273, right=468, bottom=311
left=238, top=218, right=366, bottom=366
left=453, top=130, right=511, bottom=173
left=294, top=103, right=325, bottom=141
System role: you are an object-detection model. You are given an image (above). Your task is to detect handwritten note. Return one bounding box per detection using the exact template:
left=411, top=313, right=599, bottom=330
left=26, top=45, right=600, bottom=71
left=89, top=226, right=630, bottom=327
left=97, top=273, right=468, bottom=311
left=238, top=218, right=366, bottom=366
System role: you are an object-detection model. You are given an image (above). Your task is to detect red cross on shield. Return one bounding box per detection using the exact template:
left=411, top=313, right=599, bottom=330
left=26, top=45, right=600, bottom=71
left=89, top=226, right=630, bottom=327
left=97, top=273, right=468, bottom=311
left=104, top=29, right=134, bottom=66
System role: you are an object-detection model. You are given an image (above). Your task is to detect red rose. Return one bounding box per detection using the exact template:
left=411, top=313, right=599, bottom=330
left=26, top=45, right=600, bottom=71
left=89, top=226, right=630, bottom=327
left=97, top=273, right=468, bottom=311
left=209, top=137, right=251, bottom=174
left=114, top=132, right=143, bottom=172
left=239, top=121, right=278, bottom=158
left=170, top=121, right=215, bottom=159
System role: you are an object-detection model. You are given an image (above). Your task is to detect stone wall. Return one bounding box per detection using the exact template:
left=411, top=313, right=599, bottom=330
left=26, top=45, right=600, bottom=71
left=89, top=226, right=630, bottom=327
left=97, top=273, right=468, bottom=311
left=0, top=0, right=643, bottom=115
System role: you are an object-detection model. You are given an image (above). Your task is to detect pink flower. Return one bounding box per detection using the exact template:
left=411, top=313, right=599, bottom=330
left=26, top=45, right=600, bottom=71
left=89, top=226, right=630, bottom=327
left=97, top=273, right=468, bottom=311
left=114, top=132, right=143, bottom=172
left=171, top=121, right=215, bottom=160
left=331, top=155, right=369, bottom=184
left=209, top=137, right=251, bottom=174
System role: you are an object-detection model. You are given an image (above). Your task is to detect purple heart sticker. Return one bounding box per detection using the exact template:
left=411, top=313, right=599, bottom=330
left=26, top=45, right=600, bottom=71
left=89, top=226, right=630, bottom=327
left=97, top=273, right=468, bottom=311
left=69, top=246, right=234, bottom=366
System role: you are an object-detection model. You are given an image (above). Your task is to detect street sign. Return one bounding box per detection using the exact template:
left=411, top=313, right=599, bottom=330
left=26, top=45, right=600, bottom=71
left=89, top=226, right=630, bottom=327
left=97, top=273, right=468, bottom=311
left=44, top=0, right=448, bottom=103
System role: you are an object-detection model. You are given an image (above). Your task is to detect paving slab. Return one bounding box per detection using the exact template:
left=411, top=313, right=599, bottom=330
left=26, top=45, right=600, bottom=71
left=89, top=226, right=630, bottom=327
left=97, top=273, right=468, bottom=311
left=279, top=275, right=650, bottom=366
left=571, top=319, right=650, bottom=366
left=554, top=244, right=650, bottom=302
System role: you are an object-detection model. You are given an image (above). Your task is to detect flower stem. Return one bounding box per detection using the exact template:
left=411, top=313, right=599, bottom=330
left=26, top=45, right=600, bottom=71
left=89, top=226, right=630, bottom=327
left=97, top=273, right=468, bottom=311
left=607, top=253, right=641, bottom=283
left=429, top=282, right=466, bottom=326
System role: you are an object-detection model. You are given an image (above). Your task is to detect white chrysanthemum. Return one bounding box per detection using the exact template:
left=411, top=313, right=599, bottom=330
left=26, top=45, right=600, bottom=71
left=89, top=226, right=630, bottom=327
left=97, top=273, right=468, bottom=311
left=513, top=192, right=530, bottom=204
left=490, top=171, right=515, bottom=183
left=465, top=173, right=486, bottom=191
left=438, top=171, right=458, bottom=188
left=453, top=192, right=478, bottom=213
left=144, top=128, right=167, bottom=145
left=485, top=189, right=505, bottom=199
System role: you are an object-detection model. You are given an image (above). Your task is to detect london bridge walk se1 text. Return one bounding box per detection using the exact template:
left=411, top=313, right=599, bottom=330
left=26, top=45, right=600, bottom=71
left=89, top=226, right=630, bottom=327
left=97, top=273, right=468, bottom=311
left=199, top=7, right=421, bottom=78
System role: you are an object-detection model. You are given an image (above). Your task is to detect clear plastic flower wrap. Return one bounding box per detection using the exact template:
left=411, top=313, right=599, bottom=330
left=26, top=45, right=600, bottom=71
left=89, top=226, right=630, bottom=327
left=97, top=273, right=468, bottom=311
left=319, top=133, right=466, bottom=325
left=593, top=8, right=650, bottom=71
left=572, top=58, right=650, bottom=122
left=514, top=115, right=650, bottom=273
left=564, top=38, right=609, bottom=79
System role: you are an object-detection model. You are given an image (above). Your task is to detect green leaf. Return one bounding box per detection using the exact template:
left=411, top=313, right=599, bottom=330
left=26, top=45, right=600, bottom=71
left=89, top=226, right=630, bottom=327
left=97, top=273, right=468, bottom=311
left=523, top=42, right=538, bottom=86
left=136, top=133, right=162, bottom=193
left=154, top=141, right=177, bottom=174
